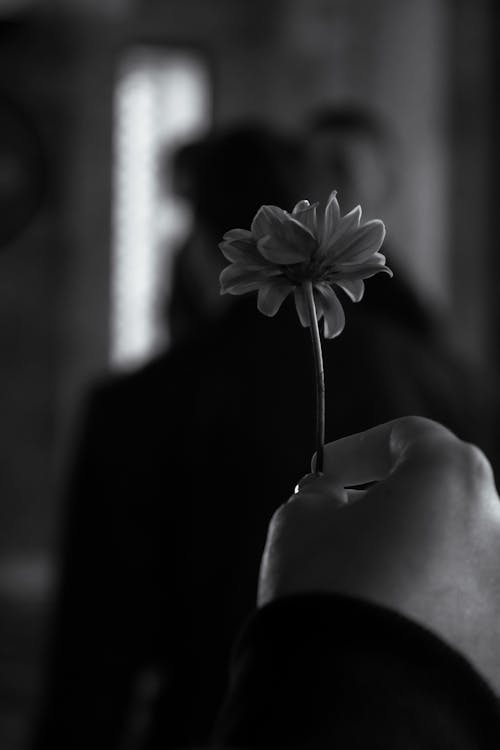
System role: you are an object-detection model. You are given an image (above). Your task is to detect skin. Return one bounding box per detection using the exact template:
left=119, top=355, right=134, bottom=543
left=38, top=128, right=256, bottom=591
left=258, top=416, right=500, bottom=694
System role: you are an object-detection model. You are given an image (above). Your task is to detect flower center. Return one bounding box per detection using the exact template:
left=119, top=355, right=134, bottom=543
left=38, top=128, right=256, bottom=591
left=284, top=253, right=329, bottom=285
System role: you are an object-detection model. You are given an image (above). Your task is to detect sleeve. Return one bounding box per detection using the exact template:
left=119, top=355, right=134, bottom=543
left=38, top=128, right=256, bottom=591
left=212, top=593, right=500, bottom=749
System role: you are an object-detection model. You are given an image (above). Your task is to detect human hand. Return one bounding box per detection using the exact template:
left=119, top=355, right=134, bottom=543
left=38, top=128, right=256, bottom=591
left=258, top=416, right=500, bottom=693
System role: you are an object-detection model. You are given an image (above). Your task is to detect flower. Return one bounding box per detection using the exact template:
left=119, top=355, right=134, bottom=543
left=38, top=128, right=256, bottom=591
left=219, top=190, right=392, bottom=338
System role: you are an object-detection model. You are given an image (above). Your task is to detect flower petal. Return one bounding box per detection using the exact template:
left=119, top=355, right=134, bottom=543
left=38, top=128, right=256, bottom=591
left=293, top=285, right=326, bottom=327
left=321, top=191, right=341, bottom=241
left=222, top=228, right=254, bottom=242
left=311, top=290, right=325, bottom=321
left=321, top=204, right=363, bottom=257
left=334, top=258, right=393, bottom=282
left=257, top=278, right=294, bottom=317
left=334, top=278, right=365, bottom=302
left=337, top=251, right=389, bottom=268
left=291, top=200, right=319, bottom=235
left=332, top=220, right=386, bottom=264
left=219, top=263, right=280, bottom=295
left=292, top=199, right=310, bottom=213
left=315, top=284, right=346, bottom=338
left=339, top=204, right=362, bottom=231
left=293, top=286, right=309, bottom=327
left=251, top=205, right=289, bottom=239
left=220, top=229, right=270, bottom=264
left=219, top=238, right=270, bottom=266
left=257, top=216, right=317, bottom=264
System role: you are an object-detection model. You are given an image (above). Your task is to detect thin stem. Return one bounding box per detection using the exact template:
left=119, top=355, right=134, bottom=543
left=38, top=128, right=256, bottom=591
left=303, top=280, right=325, bottom=474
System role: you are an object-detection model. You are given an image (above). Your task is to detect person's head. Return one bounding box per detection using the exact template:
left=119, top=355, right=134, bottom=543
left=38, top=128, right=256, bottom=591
left=169, top=138, right=210, bottom=204
left=192, top=120, right=304, bottom=240
left=166, top=121, right=304, bottom=340
left=303, top=103, right=397, bottom=219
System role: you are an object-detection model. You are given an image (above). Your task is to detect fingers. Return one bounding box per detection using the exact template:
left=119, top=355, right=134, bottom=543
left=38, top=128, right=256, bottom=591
left=293, top=473, right=365, bottom=507
left=290, top=471, right=347, bottom=508
left=313, top=416, right=457, bottom=488
left=298, top=416, right=495, bottom=525
left=346, top=488, right=368, bottom=505
left=293, top=472, right=322, bottom=494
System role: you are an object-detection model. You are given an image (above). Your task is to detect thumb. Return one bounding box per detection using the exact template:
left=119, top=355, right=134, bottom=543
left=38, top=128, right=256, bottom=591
left=290, top=471, right=347, bottom=510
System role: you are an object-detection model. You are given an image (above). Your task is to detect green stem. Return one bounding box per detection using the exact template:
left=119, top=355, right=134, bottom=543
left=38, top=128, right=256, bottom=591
left=303, top=280, right=325, bottom=474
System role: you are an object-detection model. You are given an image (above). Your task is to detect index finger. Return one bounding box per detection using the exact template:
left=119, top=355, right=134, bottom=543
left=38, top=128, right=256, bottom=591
left=315, top=416, right=456, bottom=488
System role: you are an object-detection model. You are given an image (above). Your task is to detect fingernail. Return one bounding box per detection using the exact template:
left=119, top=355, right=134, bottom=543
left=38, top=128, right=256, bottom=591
left=294, top=471, right=324, bottom=494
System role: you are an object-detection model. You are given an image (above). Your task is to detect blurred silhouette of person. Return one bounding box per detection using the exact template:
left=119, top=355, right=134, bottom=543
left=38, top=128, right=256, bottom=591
left=32, top=121, right=306, bottom=750
left=302, top=103, right=435, bottom=342
left=304, top=103, right=394, bottom=209
left=32, top=114, right=494, bottom=750
left=165, top=125, right=304, bottom=345
left=162, top=136, right=220, bottom=345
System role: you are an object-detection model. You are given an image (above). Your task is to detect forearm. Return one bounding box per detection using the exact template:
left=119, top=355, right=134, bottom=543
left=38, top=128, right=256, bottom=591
left=213, top=594, right=500, bottom=748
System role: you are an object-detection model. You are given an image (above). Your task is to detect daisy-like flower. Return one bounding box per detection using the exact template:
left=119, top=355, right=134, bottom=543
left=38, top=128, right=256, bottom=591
left=219, top=190, right=392, bottom=475
left=219, top=190, right=392, bottom=338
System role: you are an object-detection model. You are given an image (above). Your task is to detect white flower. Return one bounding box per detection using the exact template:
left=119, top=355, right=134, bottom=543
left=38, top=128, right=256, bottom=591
left=219, top=191, right=392, bottom=338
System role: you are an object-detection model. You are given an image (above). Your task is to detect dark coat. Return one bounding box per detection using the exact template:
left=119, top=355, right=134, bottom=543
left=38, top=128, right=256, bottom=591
left=214, top=594, right=500, bottom=749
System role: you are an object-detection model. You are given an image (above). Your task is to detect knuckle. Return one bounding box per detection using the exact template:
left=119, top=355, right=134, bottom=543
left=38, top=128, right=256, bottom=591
left=395, top=415, right=455, bottom=443
left=391, top=417, right=494, bottom=486
left=391, top=416, right=458, bottom=465
left=397, top=415, right=434, bottom=432
left=407, top=433, right=495, bottom=494
left=456, top=441, right=494, bottom=484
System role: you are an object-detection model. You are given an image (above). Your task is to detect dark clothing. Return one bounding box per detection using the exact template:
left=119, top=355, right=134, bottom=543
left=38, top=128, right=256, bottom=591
left=213, top=594, right=500, bottom=748
left=33, top=269, right=495, bottom=749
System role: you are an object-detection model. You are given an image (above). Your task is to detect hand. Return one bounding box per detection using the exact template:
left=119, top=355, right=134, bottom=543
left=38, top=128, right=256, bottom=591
left=258, top=416, right=500, bottom=693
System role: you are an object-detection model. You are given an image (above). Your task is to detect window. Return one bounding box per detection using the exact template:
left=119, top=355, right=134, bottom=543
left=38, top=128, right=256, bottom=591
left=110, top=46, right=211, bottom=369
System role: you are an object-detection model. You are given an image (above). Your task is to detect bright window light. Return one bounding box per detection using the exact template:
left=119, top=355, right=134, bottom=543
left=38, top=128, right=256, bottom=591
left=110, top=47, right=211, bottom=370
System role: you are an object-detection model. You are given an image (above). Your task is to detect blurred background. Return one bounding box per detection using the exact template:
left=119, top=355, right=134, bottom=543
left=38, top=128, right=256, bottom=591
left=0, top=0, right=498, bottom=747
